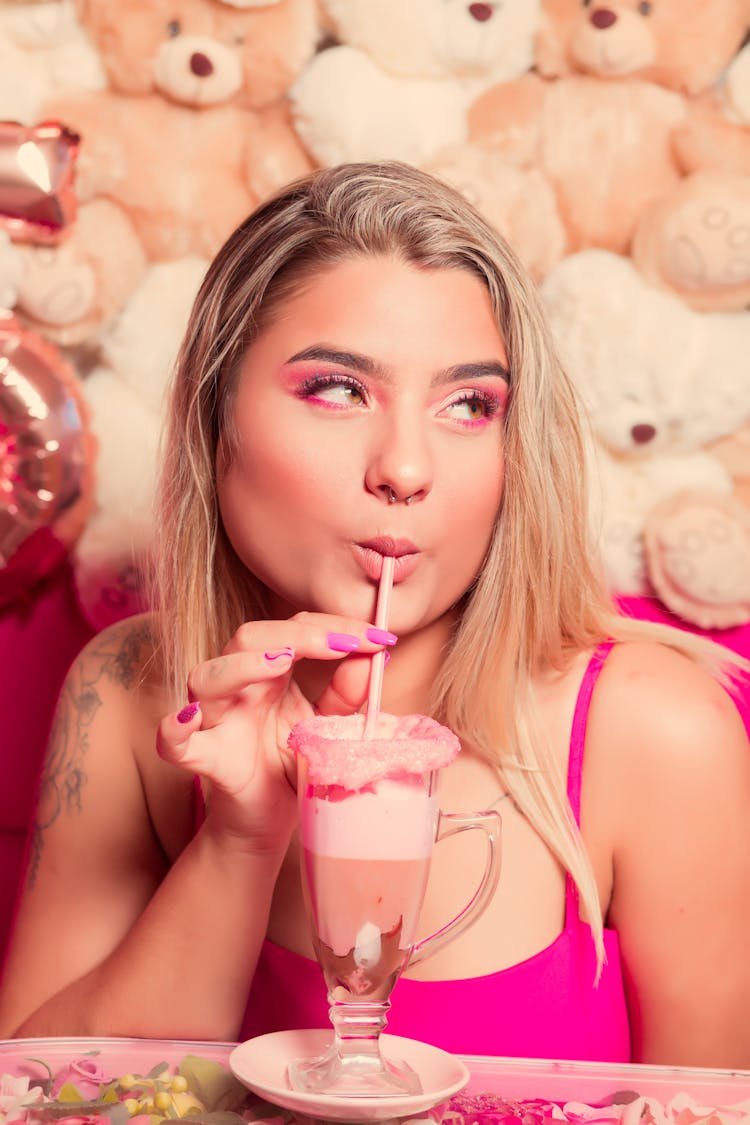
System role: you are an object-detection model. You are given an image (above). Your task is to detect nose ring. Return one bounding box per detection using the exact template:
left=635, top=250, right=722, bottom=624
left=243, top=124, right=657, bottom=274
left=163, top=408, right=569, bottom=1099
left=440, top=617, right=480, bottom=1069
left=387, top=487, right=416, bottom=505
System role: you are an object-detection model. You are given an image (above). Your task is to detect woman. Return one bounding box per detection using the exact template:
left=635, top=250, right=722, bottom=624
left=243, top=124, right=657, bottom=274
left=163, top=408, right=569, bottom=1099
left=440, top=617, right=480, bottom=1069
left=1, top=162, right=748, bottom=1066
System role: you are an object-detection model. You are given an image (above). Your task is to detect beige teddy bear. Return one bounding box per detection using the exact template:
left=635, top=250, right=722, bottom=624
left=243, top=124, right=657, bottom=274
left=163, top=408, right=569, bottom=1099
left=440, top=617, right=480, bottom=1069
left=541, top=248, right=750, bottom=628
left=290, top=0, right=540, bottom=167
left=469, top=0, right=748, bottom=258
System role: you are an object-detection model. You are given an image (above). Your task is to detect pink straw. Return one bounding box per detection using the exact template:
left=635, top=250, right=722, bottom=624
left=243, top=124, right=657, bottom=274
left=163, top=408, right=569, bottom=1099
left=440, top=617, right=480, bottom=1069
left=363, top=555, right=395, bottom=738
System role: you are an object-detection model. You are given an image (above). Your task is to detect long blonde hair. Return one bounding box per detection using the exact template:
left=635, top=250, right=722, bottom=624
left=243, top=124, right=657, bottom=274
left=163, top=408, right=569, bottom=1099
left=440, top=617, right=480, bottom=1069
left=155, top=161, right=744, bottom=966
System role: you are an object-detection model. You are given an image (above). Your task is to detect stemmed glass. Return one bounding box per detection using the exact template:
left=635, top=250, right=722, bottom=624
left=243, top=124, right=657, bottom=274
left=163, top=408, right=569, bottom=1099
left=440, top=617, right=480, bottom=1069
left=287, top=745, right=502, bottom=1097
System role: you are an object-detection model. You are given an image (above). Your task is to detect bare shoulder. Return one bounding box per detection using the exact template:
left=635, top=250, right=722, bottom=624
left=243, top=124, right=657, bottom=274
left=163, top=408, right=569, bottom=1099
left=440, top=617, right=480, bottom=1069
left=589, top=639, right=747, bottom=773
left=63, top=612, right=161, bottom=700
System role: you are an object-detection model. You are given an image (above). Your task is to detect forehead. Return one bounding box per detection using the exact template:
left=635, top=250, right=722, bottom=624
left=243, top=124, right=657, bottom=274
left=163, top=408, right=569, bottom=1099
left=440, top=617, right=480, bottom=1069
left=252, top=255, right=507, bottom=367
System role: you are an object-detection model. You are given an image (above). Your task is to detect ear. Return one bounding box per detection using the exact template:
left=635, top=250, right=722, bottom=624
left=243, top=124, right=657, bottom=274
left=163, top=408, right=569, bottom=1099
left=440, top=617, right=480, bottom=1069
left=534, top=4, right=575, bottom=78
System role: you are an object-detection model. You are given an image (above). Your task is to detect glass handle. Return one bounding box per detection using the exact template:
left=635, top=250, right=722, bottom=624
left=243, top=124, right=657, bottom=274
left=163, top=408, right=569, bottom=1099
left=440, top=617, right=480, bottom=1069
left=407, top=809, right=502, bottom=967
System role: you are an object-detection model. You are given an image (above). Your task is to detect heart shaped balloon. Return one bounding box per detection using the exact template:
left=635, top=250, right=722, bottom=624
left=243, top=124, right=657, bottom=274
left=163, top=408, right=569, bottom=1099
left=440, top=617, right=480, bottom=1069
left=0, top=310, right=95, bottom=605
left=0, top=119, right=79, bottom=245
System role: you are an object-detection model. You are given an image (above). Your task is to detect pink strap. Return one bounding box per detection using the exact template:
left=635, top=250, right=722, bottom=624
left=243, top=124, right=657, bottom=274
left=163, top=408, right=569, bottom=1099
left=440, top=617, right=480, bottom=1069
left=564, top=641, right=614, bottom=927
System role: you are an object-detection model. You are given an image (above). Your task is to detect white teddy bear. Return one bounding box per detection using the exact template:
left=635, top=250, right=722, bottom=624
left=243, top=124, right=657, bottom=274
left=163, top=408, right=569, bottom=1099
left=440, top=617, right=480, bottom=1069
left=541, top=248, right=750, bottom=626
left=72, top=256, right=208, bottom=630
left=290, top=0, right=540, bottom=166
left=0, top=1, right=105, bottom=124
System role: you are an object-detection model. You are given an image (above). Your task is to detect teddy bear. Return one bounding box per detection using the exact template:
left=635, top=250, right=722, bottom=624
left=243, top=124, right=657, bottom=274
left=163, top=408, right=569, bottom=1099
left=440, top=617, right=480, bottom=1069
left=622, top=33, right=750, bottom=315
left=289, top=0, right=541, bottom=168
left=0, top=0, right=105, bottom=125
left=424, top=144, right=568, bottom=280
left=72, top=256, right=209, bottom=630
left=467, top=0, right=749, bottom=258
left=534, top=0, right=749, bottom=97
left=540, top=248, right=750, bottom=627
left=11, top=199, right=148, bottom=350
left=21, top=0, right=318, bottom=350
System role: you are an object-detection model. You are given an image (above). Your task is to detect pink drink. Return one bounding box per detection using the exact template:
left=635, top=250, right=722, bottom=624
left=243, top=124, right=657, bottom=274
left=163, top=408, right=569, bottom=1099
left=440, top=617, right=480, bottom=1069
left=289, top=713, right=461, bottom=1004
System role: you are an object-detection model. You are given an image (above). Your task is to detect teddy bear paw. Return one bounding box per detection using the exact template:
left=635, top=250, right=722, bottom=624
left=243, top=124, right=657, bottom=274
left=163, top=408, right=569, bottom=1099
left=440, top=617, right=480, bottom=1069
left=16, top=244, right=97, bottom=327
left=644, top=490, right=750, bottom=629
left=633, top=172, right=750, bottom=311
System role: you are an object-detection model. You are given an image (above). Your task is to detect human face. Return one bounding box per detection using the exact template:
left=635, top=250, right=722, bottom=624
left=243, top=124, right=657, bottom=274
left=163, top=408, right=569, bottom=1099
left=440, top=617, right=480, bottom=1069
left=217, top=255, right=509, bottom=633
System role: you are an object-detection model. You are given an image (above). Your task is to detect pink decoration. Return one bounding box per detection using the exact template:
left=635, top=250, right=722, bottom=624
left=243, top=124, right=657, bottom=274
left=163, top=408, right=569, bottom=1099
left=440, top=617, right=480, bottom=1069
left=0, top=120, right=79, bottom=244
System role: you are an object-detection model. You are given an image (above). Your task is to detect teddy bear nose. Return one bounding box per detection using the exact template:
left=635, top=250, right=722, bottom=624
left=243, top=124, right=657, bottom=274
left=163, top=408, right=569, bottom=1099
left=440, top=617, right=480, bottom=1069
left=190, top=52, right=214, bottom=77
left=631, top=423, right=657, bottom=445
left=468, top=3, right=494, bottom=21
left=590, top=8, right=618, bottom=29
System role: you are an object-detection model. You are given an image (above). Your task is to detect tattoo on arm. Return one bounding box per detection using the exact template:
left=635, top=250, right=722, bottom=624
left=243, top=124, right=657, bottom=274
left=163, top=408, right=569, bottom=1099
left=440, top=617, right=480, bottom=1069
left=27, top=621, right=155, bottom=887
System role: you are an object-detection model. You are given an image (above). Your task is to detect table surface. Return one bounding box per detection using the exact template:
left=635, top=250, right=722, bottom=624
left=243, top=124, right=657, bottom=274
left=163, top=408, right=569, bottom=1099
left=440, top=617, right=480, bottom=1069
left=0, top=1036, right=748, bottom=1123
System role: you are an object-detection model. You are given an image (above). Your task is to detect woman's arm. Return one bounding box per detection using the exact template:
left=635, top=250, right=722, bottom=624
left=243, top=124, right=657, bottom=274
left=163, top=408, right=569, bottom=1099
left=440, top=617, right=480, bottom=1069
left=0, top=618, right=290, bottom=1040
left=587, top=642, right=750, bottom=1067
left=0, top=611, right=389, bottom=1040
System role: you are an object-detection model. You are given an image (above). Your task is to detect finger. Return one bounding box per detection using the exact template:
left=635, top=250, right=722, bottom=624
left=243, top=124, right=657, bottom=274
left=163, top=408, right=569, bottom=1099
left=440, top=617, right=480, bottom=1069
left=222, top=613, right=398, bottom=661
left=314, top=652, right=374, bottom=717
left=186, top=645, right=295, bottom=709
left=156, top=701, right=203, bottom=768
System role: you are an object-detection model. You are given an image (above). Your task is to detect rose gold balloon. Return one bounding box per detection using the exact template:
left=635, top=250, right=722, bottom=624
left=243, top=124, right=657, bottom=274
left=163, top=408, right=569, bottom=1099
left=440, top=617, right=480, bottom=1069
left=0, top=120, right=80, bottom=245
left=0, top=311, right=95, bottom=604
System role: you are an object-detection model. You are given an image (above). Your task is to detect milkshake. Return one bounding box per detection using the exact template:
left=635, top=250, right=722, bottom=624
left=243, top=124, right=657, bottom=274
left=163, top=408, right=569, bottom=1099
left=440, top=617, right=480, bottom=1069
left=289, top=712, right=460, bottom=1005
left=287, top=711, right=500, bottom=1096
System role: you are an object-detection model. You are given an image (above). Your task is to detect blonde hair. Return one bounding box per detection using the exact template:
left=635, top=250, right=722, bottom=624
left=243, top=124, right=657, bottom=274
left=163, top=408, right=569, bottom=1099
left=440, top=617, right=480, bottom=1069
left=155, top=161, right=744, bottom=967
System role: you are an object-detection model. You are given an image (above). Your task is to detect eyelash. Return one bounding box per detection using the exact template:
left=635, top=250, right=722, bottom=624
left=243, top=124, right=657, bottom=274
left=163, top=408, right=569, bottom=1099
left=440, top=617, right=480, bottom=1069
left=296, top=372, right=504, bottom=423
left=448, top=388, right=503, bottom=425
left=297, top=372, right=366, bottom=406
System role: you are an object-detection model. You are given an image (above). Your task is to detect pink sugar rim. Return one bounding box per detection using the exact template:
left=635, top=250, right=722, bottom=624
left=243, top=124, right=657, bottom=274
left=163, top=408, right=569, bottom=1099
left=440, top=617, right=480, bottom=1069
left=288, top=712, right=460, bottom=789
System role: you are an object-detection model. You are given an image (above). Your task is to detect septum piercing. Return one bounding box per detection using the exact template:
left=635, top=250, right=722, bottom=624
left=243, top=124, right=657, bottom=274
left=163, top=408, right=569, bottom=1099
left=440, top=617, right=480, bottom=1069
left=387, top=487, right=415, bottom=505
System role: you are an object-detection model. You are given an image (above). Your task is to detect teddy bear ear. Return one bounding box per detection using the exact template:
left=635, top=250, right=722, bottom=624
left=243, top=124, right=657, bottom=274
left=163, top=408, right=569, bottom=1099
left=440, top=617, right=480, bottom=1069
left=534, top=1, right=578, bottom=79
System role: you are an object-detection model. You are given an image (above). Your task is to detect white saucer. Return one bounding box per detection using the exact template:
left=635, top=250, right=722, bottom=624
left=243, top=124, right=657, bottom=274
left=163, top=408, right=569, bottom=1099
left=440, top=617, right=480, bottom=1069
left=229, top=1029, right=469, bottom=1122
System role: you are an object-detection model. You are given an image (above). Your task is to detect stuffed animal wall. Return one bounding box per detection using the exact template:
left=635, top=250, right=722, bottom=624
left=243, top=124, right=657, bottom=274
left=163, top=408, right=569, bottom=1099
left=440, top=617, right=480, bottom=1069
left=3, top=0, right=750, bottom=638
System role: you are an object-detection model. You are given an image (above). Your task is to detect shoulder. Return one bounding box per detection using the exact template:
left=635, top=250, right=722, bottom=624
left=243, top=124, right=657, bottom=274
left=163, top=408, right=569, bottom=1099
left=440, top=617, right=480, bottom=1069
left=583, top=638, right=749, bottom=851
left=590, top=640, right=746, bottom=757
left=61, top=612, right=163, bottom=714
left=52, top=613, right=164, bottom=754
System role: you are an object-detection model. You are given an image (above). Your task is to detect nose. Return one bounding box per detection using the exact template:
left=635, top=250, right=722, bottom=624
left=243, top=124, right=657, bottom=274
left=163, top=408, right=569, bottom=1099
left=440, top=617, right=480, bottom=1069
left=190, top=51, right=214, bottom=77
left=365, top=415, right=433, bottom=506
left=590, top=8, right=617, bottom=29
left=631, top=422, right=657, bottom=445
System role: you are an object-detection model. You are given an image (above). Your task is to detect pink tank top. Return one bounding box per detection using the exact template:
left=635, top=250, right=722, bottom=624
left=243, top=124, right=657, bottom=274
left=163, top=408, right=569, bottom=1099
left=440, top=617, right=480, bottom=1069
left=224, top=644, right=630, bottom=1060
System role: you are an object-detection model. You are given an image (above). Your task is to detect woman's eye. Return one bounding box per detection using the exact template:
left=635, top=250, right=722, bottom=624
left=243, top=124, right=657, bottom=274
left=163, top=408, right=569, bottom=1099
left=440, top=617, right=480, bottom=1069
left=299, top=375, right=366, bottom=407
left=444, top=392, right=499, bottom=423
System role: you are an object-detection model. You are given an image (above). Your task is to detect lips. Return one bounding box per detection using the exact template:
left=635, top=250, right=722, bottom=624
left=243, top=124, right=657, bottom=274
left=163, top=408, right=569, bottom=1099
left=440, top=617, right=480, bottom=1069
left=354, top=538, right=420, bottom=582
left=358, top=536, right=418, bottom=558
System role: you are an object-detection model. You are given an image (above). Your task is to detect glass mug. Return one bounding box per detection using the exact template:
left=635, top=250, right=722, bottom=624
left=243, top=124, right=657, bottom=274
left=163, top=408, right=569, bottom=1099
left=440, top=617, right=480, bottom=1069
left=287, top=726, right=502, bottom=1099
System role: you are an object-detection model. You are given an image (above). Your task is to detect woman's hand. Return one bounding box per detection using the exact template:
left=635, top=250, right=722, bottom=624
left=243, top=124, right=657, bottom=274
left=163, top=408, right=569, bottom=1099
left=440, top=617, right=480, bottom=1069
left=155, top=612, right=396, bottom=851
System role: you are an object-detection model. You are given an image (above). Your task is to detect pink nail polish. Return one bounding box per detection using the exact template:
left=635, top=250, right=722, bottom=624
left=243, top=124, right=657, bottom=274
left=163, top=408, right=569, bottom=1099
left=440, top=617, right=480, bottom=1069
left=366, top=627, right=398, bottom=645
left=327, top=633, right=360, bottom=652
left=177, top=701, right=200, bottom=724
left=265, top=647, right=294, bottom=662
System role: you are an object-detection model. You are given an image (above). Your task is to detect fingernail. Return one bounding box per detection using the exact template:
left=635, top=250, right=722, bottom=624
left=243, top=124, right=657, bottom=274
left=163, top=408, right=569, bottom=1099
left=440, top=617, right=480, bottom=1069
left=265, top=646, right=294, bottom=662
left=177, top=701, right=200, bottom=724
left=366, top=627, right=398, bottom=645
left=384, top=650, right=391, bottom=666
left=327, top=632, right=360, bottom=652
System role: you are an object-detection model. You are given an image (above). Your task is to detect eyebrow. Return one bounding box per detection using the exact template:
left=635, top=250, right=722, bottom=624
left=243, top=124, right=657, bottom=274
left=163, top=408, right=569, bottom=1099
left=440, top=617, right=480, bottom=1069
left=286, top=346, right=510, bottom=385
